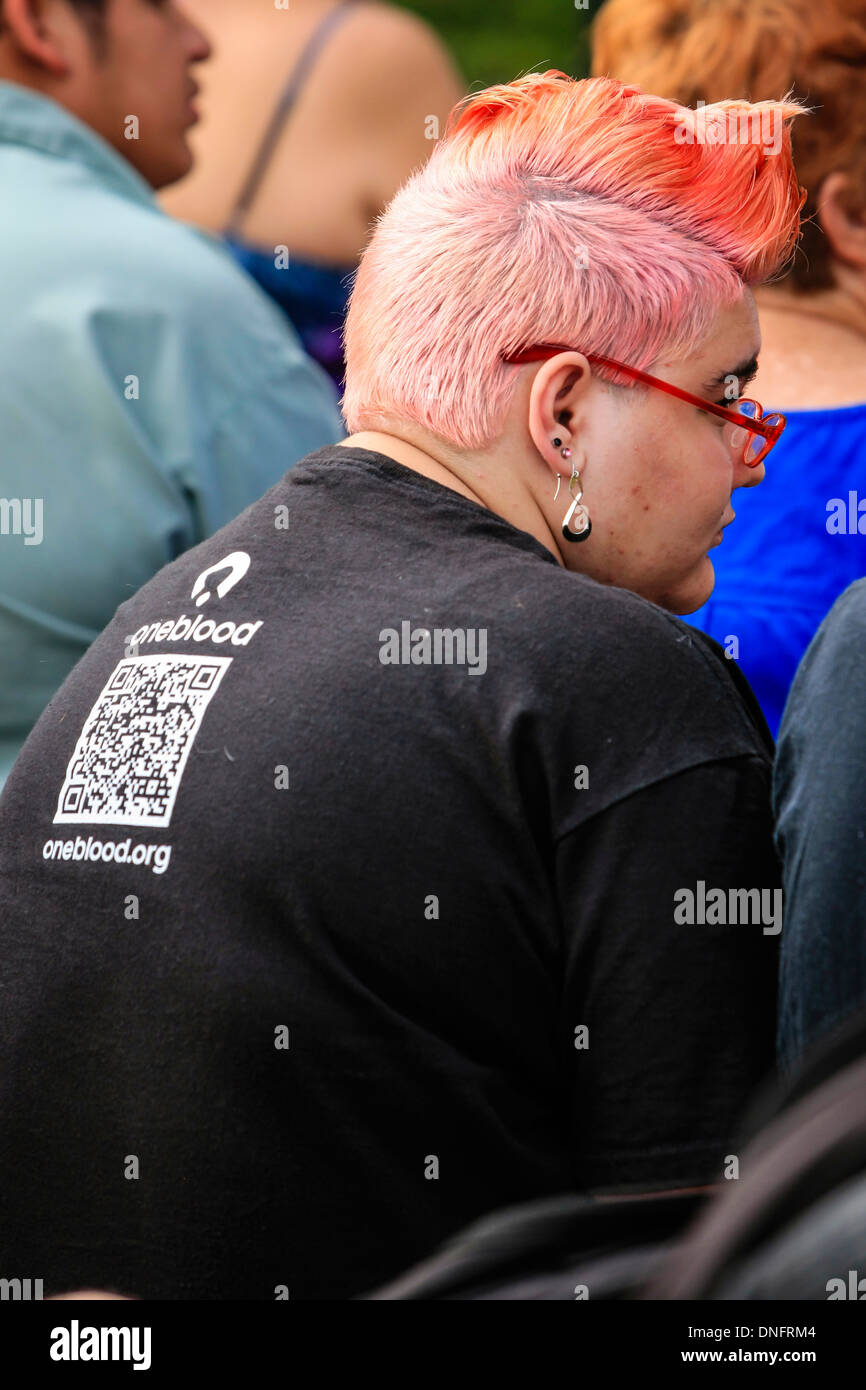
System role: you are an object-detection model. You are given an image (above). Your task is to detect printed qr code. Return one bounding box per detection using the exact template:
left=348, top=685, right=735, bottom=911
left=53, top=654, right=232, bottom=828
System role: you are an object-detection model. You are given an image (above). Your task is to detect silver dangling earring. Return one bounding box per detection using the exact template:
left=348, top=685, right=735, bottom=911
left=552, top=435, right=572, bottom=506
left=561, top=460, right=592, bottom=543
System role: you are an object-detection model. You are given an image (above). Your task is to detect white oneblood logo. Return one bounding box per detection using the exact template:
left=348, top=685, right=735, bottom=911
left=191, top=550, right=251, bottom=607
left=129, top=551, right=262, bottom=648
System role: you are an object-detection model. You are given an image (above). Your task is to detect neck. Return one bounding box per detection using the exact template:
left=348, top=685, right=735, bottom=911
left=751, top=269, right=866, bottom=409
left=756, top=269, right=866, bottom=341
left=337, top=429, right=565, bottom=566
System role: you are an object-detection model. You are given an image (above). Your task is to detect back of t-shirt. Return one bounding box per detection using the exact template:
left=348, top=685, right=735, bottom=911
left=0, top=445, right=780, bottom=1299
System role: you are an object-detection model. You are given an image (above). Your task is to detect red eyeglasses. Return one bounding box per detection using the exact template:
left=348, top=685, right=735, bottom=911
left=502, top=345, right=786, bottom=467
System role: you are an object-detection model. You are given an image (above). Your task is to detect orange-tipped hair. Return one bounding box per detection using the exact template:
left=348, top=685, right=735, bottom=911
left=342, top=72, right=806, bottom=450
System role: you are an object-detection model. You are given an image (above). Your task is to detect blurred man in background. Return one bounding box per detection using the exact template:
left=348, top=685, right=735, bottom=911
left=0, top=0, right=344, bottom=789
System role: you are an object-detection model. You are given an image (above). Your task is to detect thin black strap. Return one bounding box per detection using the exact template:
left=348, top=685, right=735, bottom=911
left=224, top=0, right=360, bottom=240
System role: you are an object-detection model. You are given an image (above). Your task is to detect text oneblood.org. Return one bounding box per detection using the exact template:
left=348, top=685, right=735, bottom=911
left=42, top=835, right=171, bottom=874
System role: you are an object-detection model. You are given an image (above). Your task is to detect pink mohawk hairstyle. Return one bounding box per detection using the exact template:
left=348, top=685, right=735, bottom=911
left=341, top=72, right=806, bottom=451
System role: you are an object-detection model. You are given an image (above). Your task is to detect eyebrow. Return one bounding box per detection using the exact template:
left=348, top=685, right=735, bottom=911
left=702, top=356, right=759, bottom=395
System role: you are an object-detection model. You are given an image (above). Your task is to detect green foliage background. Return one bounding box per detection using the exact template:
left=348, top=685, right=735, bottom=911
left=402, top=1, right=599, bottom=90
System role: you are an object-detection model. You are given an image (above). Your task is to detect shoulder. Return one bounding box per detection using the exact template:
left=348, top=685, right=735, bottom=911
left=447, top=553, right=773, bottom=831
left=783, top=578, right=866, bottom=711
left=505, top=560, right=743, bottom=685
left=342, top=3, right=457, bottom=65
left=76, top=197, right=281, bottom=325
left=336, top=3, right=462, bottom=113
left=3, top=147, right=282, bottom=335
left=813, top=577, right=866, bottom=642
left=15, top=181, right=310, bottom=374
left=777, top=579, right=866, bottom=753
left=480, top=558, right=769, bottom=755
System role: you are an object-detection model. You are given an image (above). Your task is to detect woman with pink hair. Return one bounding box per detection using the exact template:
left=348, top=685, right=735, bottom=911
left=0, top=73, right=808, bottom=1299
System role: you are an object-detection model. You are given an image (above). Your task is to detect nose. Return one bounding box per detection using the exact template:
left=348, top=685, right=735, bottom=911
left=730, top=440, right=766, bottom=488
left=737, top=456, right=766, bottom=489
left=725, top=423, right=764, bottom=489
left=183, top=9, right=212, bottom=64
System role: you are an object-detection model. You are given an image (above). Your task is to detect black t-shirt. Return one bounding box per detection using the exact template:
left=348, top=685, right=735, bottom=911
left=0, top=445, right=780, bottom=1300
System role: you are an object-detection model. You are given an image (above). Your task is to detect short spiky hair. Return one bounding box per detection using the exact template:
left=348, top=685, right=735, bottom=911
left=341, top=72, right=805, bottom=451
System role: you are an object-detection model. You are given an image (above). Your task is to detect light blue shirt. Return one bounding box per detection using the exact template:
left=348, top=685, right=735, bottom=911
left=0, top=81, right=345, bottom=787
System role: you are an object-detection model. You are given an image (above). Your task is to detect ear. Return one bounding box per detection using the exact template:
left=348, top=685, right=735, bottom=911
left=2, top=0, right=77, bottom=77
left=526, top=352, right=593, bottom=481
left=816, top=171, right=866, bottom=271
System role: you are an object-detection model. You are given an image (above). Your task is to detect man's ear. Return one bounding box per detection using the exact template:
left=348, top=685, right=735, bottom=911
left=1, top=0, right=78, bottom=77
left=817, top=171, right=866, bottom=271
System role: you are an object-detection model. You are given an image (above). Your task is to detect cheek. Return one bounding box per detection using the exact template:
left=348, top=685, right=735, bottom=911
left=666, top=429, right=731, bottom=511
left=630, top=444, right=696, bottom=514
left=699, top=435, right=736, bottom=507
left=640, top=451, right=730, bottom=553
left=594, top=410, right=727, bottom=539
left=599, top=416, right=668, bottom=503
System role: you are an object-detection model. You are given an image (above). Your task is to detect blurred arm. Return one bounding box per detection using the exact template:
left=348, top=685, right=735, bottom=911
left=774, top=582, right=866, bottom=1070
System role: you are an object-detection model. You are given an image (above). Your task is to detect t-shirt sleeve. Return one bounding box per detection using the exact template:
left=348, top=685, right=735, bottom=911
left=556, top=754, right=781, bottom=1193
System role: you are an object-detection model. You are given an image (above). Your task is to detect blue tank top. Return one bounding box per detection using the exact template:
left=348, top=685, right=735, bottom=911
left=225, top=236, right=354, bottom=389
left=223, top=0, right=360, bottom=389
left=687, top=400, right=866, bottom=735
